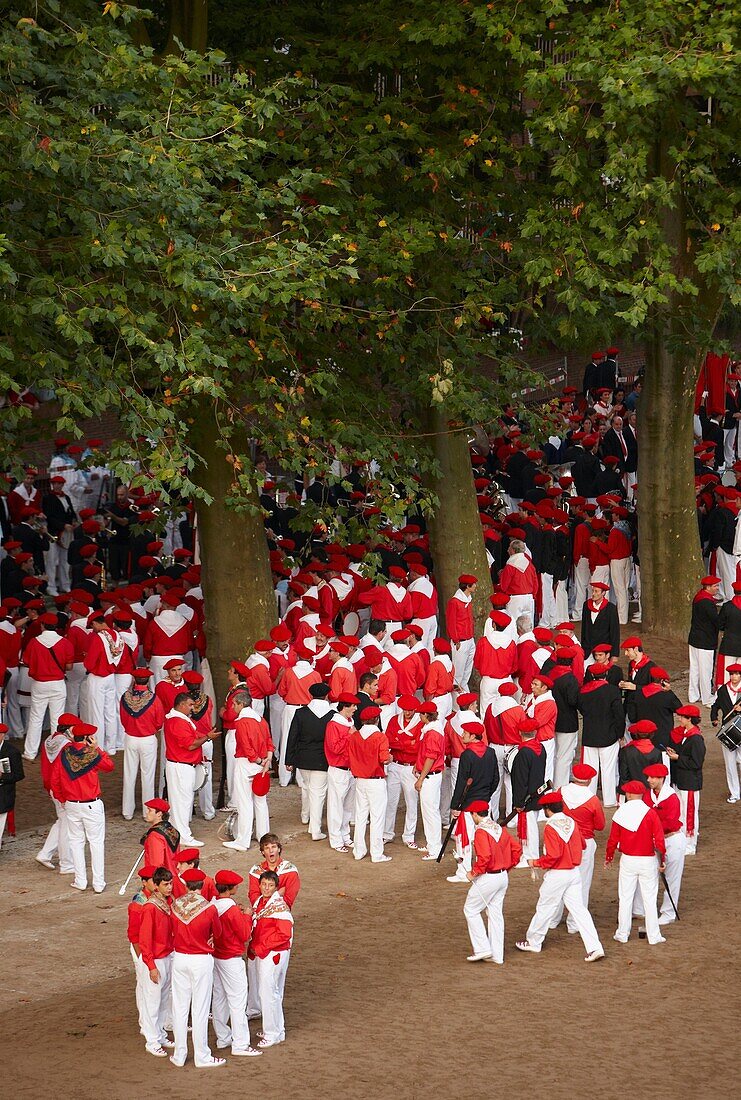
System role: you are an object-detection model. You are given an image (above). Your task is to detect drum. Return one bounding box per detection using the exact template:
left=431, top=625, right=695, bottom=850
left=717, top=712, right=741, bottom=751
left=193, top=762, right=207, bottom=791
left=342, top=611, right=360, bottom=637
left=217, top=810, right=239, bottom=842
left=504, top=745, right=519, bottom=773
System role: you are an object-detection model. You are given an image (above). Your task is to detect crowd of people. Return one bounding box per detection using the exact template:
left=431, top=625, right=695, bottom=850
left=0, top=347, right=737, bottom=1068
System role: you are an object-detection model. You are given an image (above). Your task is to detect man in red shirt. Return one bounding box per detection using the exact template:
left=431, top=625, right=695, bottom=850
left=445, top=574, right=477, bottom=692
left=141, top=797, right=181, bottom=878
left=642, top=763, right=686, bottom=926
left=138, top=866, right=175, bottom=1058
left=605, top=779, right=666, bottom=945
left=464, top=801, right=522, bottom=963
left=325, top=694, right=359, bottom=852
left=169, top=866, right=224, bottom=1068
left=84, top=611, right=130, bottom=755
left=126, top=864, right=156, bottom=1051
left=155, top=657, right=187, bottom=796
left=53, top=720, right=114, bottom=893
left=247, top=833, right=301, bottom=909
left=211, top=869, right=261, bottom=1058
left=414, top=701, right=445, bottom=861
left=143, top=594, right=192, bottom=685
left=164, top=693, right=217, bottom=848
left=22, top=611, right=74, bottom=760
left=120, top=667, right=165, bottom=821
left=220, top=660, right=249, bottom=807
left=551, top=763, right=606, bottom=934
left=348, top=705, right=392, bottom=863
left=222, top=689, right=273, bottom=853
left=383, top=694, right=422, bottom=848
left=516, top=791, right=605, bottom=962
left=249, top=870, right=295, bottom=1049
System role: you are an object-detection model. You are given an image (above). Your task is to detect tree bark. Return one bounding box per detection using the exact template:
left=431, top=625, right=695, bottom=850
left=423, top=406, right=491, bottom=634
left=188, top=403, right=277, bottom=706
left=164, top=0, right=209, bottom=55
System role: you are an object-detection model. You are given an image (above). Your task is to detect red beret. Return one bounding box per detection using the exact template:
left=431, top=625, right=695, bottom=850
left=397, top=694, right=419, bottom=712
left=417, top=701, right=437, bottom=715
left=629, top=720, right=657, bottom=736
left=622, top=636, right=643, bottom=649
left=177, top=849, right=201, bottom=864
left=532, top=674, right=553, bottom=689
left=144, top=797, right=169, bottom=812
left=163, top=657, right=185, bottom=670
left=359, top=705, right=381, bottom=721
left=539, top=791, right=562, bottom=806
left=592, top=643, right=612, bottom=654
left=458, top=573, right=478, bottom=585
left=138, top=865, right=157, bottom=879
left=533, top=627, right=552, bottom=643
left=622, top=780, right=647, bottom=796
left=214, top=870, right=243, bottom=886
left=701, top=575, right=721, bottom=586
left=388, top=566, right=408, bottom=580
left=643, top=764, right=669, bottom=778
left=498, top=682, right=518, bottom=697
left=336, top=693, right=360, bottom=706
left=456, top=692, right=478, bottom=706
left=650, top=667, right=669, bottom=681
left=490, top=611, right=511, bottom=629
left=676, top=704, right=700, bottom=718
left=468, top=800, right=490, bottom=813
left=572, top=763, right=596, bottom=781
left=433, top=638, right=451, bottom=654
left=183, top=671, right=203, bottom=685
left=181, top=868, right=206, bottom=884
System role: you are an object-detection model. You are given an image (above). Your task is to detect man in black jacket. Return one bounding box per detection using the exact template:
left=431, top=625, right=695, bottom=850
left=710, top=663, right=741, bottom=803
left=577, top=677, right=624, bottom=807
left=42, top=476, right=77, bottom=596
left=447, top=719, right=499, bottom=884
left=619, top=637, right=655, bottom=724
left=580, top=581, right=620, bottom=657
left=285, top=682, right=334, bottom=841
left=572, top=434, right=601, bottom=499
left=687, top=575, right=720, bottom=707
left=510, top=721, right=547, bottom=864
left=633, top=668, right=682, bottom=748
left=716, top=584, right=741, bottom=684
left=0, top=721, right=24, bottom=852
left=551, top=649, right=580, bottom=787
left=618, top=720, right=663, bottom=791
left=667, top=705, right=706, bottom=855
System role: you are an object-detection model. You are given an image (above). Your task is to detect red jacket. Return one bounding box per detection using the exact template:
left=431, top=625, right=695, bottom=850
left=471, top=823, right=522, bottom=875
left=143, top=825, right=181, bottom=879
left=324, top=715, right=354, bottom=768
left=534, top=815, right=586, bottom=870
left=424, top=657, right=455, bottom=700
left=120, top=691, right=165, bottom=738
left=245, top=657, right=274, bottom=702
left=139, top=898, right=174, bottom=969
left=171, top=898, right=221, bottom=955
left=348, top=726, right=391, bottom=779
left=127, top=887, right=151, bottom=946
left=0, top=622, right=21, bottom=670
left=643, top=788, right=683, bottom=834
left=156, top=677, right=186, bottom=715
left=234, top=711, right=274, bottom=761
left=53, top=743, right=114, bottom=803
left=248, top=894, right=294, bottom=958
left=143, top=613, right=192, bottom=659
left=385, top=714, right=422, bottom=766
left=445, top=593, right=474, bottom=642
left=24, top=632, right=74, bottom=682
left=415, top=723, right=445, bottom=773
left=358, top=583, right=413, bottom=623
left=560, top=784, right=606, bottom=841
left=387, top=647, right=425, bottom=695
left=212, top=899, right=252, bottom=960
left=248, top=859, right=301, bottom=908
left=474, top=634, right=517, bottom=679
left=84, top=630, right=127, bottom=677
left=164, top=712, right=201, bottom=765
left=605, top=803, right=666, bottom=862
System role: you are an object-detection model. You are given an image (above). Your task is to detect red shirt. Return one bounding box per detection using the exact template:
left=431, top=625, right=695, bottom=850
left=139, top=898, right=174, bottom=969
left=248, top=895, right=294, bottom=959
left=248, top=859, right=301, bottom=908
left=0, top=622, right=21, bottom=669
left=529, top=694, right=557, bottom=742
left=348, top=726, right=391, bottom=779
left=143, top=826, right=181, bottom=878
left=143, top=615, right=192, bottom=659
left=329, top=661, right=358, bottom=701
left=643, top=788, right=683, bottom=834
left=212, top=899, right=252, bottom=959
left=164, top=711, right=202, bottom=765
left=415, top=723, right=445, bottom=774
left=127, top=888, right=151, bottom=946
left=221, top=681, right=247, bottom=732
left=120, top=691, right=165, bottom=738
left=445, top=593, right=474, bottom=642
left=606, top=804, right=666, bottom=862
left=560, top=784, right=606, bottom=841
left=234, top=711, right=274, bottom=761
left=387, top=648, right=425, bottom=696
left=171, top=898, right=221, bottom=955
left=533, top=815, right=586, bottom=870
left=245, top=658, right=275, bottom=702
left=53, top=744, right=114, bottom=803
left=424, top=657, right=455, bottom=700
left=324, top=715, right=354, bottom=768
left=156, top=678, right=186, bottom=715
left=279, top=664, right=322, bottom=705
left=84, top=630, right=128, bottom=677
left=471, top=823, right=522, bottom=875
left=24, top=632, right=74, bottom=682
left=385, top=714, right=422, bottom=766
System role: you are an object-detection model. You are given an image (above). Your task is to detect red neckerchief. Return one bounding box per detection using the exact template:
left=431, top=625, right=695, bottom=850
left=521, top=739, right=543, bottom=756
left=629, top=655, right=649, bottom=674
left=631, top=739, right=656, bottom=754
left=732, top=597, right=741, bottom=611
left=586, top=599, right=606, bottom=614
left=693, top=589, right=715, bottom=604
left=466, top=741, right=488, bottom=758
left=580, top=679, right=607, bottom=694
left=642, top=684, right=663, bottom=697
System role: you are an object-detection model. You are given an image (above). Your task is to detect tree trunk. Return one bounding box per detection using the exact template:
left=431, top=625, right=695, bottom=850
left=165, top=0, right=209, bottom=55
left=188, top=403, right=277, bottom=706
left=424, top=406, right=491, bottom=634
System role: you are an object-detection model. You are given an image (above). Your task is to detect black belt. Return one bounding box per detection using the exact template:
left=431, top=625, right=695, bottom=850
left=331, top=765, right=351, bottom=771
left=66, top=798, right=98, bottom=804
left=166, top=759, right=198, bottom=767
left=424, top=770, right=443, bottom=777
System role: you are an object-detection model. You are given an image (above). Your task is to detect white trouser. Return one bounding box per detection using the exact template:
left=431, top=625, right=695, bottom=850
left=197, top=743, right=214, bottom=819
left=488, top=744, right=507, bottom=817
left=4, top=667, right=23, bottom=737
left=150, top=655, right=184, bottom=686
left=610, top=556, right=632, bottom=625
left=65, top=662, right=86, bottom=714
left=505, top=594, right=535, bottom=625
left=479, top=678, right=510, bottom=719
left=717, top=548, right=737, bottom=604
left=212, top=956, right=252, bottom=1052
left=724, top=425, right=739, bottom=467
left=722, top=743, right=741, bottom=800
left=453, top=811, right=475, bottom=877
left=660, top=831, right=687, bottom=920
left=451, top=639, right=475, bottom=692
left=279, top=704, right=299, bottom=787
left=326, top=766, right=355, bottom=849
left=138, top=951, right=172, bottom=1047
left=43, top=540, right=70, bottom=595
left=542, top=739, right=555, bottom=785
left=0, top=812, right=6, bottom=849
left=165, top=761, right=198, bottom=844
left=66, top=798, right=106, bottom=891
left=440, top=757, right=459, bottom=827
left=517, top=810, right=539, bottom=862
left=114, top=672, right=133, bottom=750
left=554, top=579, right=569, bottom=624
left=255, top=950, right=290, bottom=1044
left=24, top=679, right=66, bottom=758
left=583, top=742, right=620, bottom=807
left=86, top=673, right=118, bottom=754
left=269, top=695, right=286, bottom=763
left=384, top=762, right=418, bottom=843
left=233, top=758, right=269, bottom=849
left=353, top=777, right=388, bottom=861
left=676, top=788, right=700, bottom=854
left=554, top=730, right=578, bottom=789
left=572, top=558, right=591, bottom=618
left=37, top=794, right=74, bottom=871
left=527, top=867, right=602, bottom=954
left=617, top=854, right=662, bottom=943
left=298, top=769, right=328, bottom=838
left=171, top=952, right=215, bottom=1067
left=418, top=771, right=442, bottom=858
left=412, top=615, right=438, bottom=652
left=688, top=647, right=715, bottom=707
left=551, top=837, right=597, bottom=932
left=430, top=692, right=454, bottom=723
left=539, top=573, right=557, bottom=628
left=122, top=735, right=158, bottom=820
left=464, top=872, right=509, bottom=963
left=224, top=730, right=236, bottom=806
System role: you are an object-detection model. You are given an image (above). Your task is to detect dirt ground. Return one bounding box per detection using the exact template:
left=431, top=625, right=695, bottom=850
left=2, top=631, right=739, bottom=1100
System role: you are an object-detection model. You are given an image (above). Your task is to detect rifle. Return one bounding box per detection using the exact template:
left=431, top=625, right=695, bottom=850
left=502, top=780, right=552, bottom=828
left=436, top=778, right=473, bottom=864
left=660, top=869, right=680, bottom=921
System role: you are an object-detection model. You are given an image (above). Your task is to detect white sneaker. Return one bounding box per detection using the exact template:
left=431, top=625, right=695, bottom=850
left=585, top=948, right=605, bottom=963
left=93, top=884, right=106, bottom=894
left=70, top=882, right=86, bottom=892
left=658, top=915, right=675, bottom=925
left=515, top=941, right=541, bottom=953
left=647, top=936, right=667, bottom=945
left=35, top=855, right=55, bottom=870
left=187, top=839, right=205, bottom=848
left=613, top=933, right=629, bottom=943
left=421, top=854, right=438, bottom=861
left=195, top=1058, right=226, bottom=1068
left=222, top=840, right=249, bottom=852
left=372, top=854, right=392, bottom=863
left=146, top=1044, right=168, bottom=1057
left=466, top=952, right=492, bottom=962
left=446, top=874, right=468, bottom=883
left=216, top=1040, right=232, bottom=1049
left=311, top=832, right=327, bottom=841
left=169, top=1056, right=186, bottom=1068
left=231, top=1048, right=262, bottom=1057
left=727, top=796, right=738, bottom=804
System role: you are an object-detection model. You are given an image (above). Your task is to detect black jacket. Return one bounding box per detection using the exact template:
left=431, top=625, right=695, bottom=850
left=687, top=595, right=719, bottom=651
left=710, top=683, right=741, bottom=724
left=624, top=657, right=656, bottom=724
left=580, top=600, right=620, bottom=658
left=510, top=742, right=546, bottom=809
left=0, top=739, right=24, bottom=813
left=42, top=492, right=77, bottom=536
left=718, top=600, right=741, bottom=657
left=669, top=732, right=706, bottom=791
left=572, top=451, right=600, bottom=498
left=618, top=741, right=663, bottom=791
left=578, top=680, right=624, bottom=747
left=451, top=745, right=499, bottom=811
left=634, top=686, right=682, bottom=748
left=584, top=660, right=624, bottom=687
left=285, top=702, right=333, bottom=771
left=552, top=670, right=580, bottom=732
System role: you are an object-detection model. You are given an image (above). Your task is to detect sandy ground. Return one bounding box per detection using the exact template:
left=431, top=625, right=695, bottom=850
left=2, top=632, right=739, bottom=1100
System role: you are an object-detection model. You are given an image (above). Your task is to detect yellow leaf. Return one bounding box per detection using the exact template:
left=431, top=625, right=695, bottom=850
left=711, top=223, right=721, bottom=231
left=383, top=113, right=391, bottom=124
left=191, top=303, right=199, bottom=312
left=158, top=214, right=167, bottom=226
left=347, top=242, right=358, bottom=252
left=463, top=133, right=479, bottom=147
left=439, top=231, right=448, bottom=240
left=378, top=219, right=387, bottom=227
left=300, top=416, right=311, bottom=427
